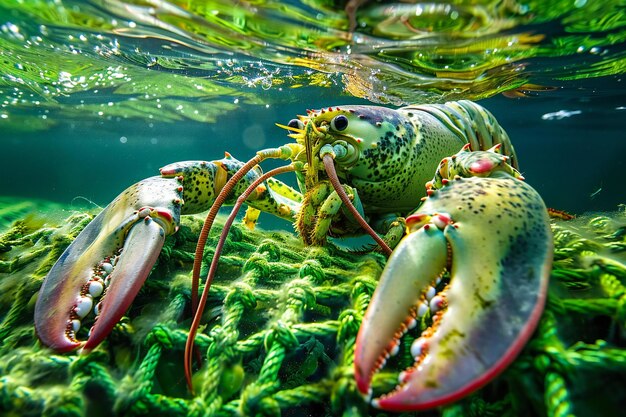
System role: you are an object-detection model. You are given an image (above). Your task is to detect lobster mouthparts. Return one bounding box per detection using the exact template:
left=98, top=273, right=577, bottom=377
left=354, top=160, right=552, bottom=411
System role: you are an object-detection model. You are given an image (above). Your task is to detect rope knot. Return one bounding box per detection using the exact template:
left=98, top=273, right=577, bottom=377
left=240, top=382, right=281, bottom=417
left=265, top=321, right=298, bottom=351
left=534, top=348, right=570, bottom=376
left=258, top=239, right=281, bottom=262
left=144, top=325, right=174, bottom=349
left=284, top=279, right=315, bottom=310
left=225, top=282, right=257, bottom=310
left=208, top=325, right=238, bottom=359
left=351, top=275, right=378, bottom=298
left=298, top=259, right=325, bottom=283
left=242, top=254, right=271, bottom=277
left=337, top=309, right=361, bottom=342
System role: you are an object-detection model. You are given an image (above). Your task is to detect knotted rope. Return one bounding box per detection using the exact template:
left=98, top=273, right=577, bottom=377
left=0, top=203, right=624, bottom=416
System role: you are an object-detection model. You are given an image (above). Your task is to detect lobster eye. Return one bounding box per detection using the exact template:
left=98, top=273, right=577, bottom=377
left=287, top=118, right=304, bottom=133
left=331, top=115, right=349, bottom=131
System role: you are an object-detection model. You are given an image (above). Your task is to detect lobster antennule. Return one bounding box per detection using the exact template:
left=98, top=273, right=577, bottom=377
left=185, top=163, right=297, bottom=392
left=275, top=122, right=305, bottom=135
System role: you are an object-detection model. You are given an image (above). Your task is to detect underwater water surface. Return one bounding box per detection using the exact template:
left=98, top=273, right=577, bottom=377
left=1, top=1, right=626, bottom=417
left=1, top=0, right=624, bottom=217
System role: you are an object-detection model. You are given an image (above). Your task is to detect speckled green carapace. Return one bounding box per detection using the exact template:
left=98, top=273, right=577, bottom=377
left=297, top=100, right=516, bottom=214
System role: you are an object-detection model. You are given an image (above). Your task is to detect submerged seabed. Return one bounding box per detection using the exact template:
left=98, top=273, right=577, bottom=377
left=0, top=202, right=625, bottom=416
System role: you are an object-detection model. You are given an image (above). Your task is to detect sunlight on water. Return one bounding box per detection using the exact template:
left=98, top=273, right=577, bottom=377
left=1, top=0, right=626, bottom=129
left=0, top=0, right=625, bottom=214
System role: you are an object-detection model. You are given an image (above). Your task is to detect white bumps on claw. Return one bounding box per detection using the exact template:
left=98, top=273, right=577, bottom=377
left=88, top=280, right=104, bottom=297
left=71, top=319, right=81, bottom=333
left=101, top=262, right=113, bottom=274
left=425, top=286, right=436, bottom=301
left=68, top=259, right=112, bottom=339
left=429, top=295, right=445, bottom=313
left=417, top=302, right=429, bottom=317
left=410, top=337, right=428, bottom=358
left=74, top=296, right=93, bottom=318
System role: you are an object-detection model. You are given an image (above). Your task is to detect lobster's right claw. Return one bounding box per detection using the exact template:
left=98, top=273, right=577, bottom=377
left=354, top=147, right=552, bottom=411
left=34, top=177, right=182, bottom=353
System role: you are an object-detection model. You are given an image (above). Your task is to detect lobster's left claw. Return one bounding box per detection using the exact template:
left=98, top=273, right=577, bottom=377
left=34, top=177, right=181, bottom=353
left=355, top=149, right=552, bottom=411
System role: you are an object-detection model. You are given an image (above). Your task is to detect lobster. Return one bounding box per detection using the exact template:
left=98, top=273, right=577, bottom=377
left=34, top=100, right=551, bottom=411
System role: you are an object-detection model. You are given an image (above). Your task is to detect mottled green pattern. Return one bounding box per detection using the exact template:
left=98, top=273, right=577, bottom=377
left=161, top=157, right=301, bottom=221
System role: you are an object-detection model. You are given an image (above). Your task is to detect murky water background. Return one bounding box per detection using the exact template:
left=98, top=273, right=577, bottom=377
left=1, top=0, right=625, bottom=223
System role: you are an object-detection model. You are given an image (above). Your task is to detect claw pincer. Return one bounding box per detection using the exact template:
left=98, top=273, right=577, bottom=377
left=354, top=146, right=552, bottom=410
left=34, top=177, right=182, bottom=352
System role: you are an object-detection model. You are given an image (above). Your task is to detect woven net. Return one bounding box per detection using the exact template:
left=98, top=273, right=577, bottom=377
left=0, top=202, right=625, bottom=417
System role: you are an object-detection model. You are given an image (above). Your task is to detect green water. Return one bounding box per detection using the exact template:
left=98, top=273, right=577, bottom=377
left=1, top=0, right=625, bottom=217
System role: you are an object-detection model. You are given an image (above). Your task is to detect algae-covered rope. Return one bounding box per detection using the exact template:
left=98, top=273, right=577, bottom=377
left=0, top=203, right=625, bottom=417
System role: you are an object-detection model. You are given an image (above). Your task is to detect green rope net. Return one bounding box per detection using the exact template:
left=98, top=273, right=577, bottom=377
left=0, top=203, right=624, bottom=417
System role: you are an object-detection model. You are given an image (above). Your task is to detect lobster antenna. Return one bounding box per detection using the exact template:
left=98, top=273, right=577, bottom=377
left=191, top=149, right=286, bottom=314
left=322, top=155, right=392, bottom=256
left=185, top=163, right=297, bottom=393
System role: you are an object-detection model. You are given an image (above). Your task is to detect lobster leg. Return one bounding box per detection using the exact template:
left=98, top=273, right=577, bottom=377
left=354, top=147, right=552, bottom=411
left=297, top=180, right=366, bottom=245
